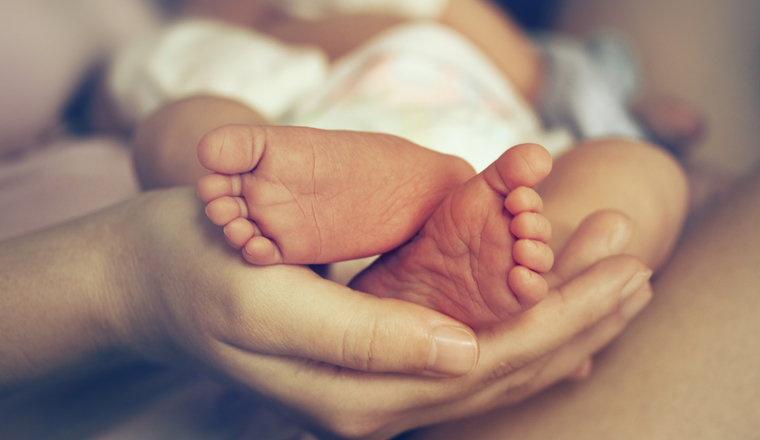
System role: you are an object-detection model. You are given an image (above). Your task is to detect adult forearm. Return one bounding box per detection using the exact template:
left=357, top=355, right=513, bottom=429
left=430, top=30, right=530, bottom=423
left=0, top=206, right=131, bottom=388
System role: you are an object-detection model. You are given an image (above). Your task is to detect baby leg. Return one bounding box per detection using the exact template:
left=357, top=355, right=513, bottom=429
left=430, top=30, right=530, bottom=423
left=410, top=165, right=760, bottom=440
left=350, top=138, right=685, bottom=329
left=259, top=0, right=543, bottom=101
left=197, top=124, right=475, bottom=265
left=538, top=138, right=689, bottom=271
left=350, top=143, right=554, bottom=329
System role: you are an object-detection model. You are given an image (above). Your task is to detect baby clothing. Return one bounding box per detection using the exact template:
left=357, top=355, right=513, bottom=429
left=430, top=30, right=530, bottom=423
left=535, top=32, right=647, bottom=141
left=108, top=19, right=572, bottom=172
left=264, top=0, right=648, bottom=144
left=266, top=0, right=448, bottom=20
left=108, top=19, right=330, bottom=125
left=285, top=22, right=572, bottom=172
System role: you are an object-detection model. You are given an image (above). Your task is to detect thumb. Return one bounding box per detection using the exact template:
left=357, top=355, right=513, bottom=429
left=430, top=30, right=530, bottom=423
left=220, top=266, right=479, bottom=376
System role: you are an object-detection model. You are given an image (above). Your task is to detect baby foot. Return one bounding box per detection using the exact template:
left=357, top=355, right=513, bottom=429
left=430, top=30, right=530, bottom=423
left=350, top=144, right=554, bottom=329
left=197, top=125, right=474, bottom=265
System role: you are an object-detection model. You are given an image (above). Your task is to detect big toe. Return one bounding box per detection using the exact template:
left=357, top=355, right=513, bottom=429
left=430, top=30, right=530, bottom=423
left=485, top=144, right=552, bottom=195
left=197, top=125, right=267, bottom=174
left=499, top=143, right=553, bottom=189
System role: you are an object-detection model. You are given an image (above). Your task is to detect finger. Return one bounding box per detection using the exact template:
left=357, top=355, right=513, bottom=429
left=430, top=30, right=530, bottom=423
left=476, top=255, right=652, bottom=383
left=549, top=286, right=652, bottom=378
left=508, top=284, right=653, bottom=401
left=465, top=211, right=636, bottom=395
left=544, top=210, right=632, bottom=288
left=456, top=283, right=653, bottom=412
left=212, top=271, right=653, bottom=436
left=215, top=347, right=432, bottom=439
left=215, top=265, right=479, bottom=376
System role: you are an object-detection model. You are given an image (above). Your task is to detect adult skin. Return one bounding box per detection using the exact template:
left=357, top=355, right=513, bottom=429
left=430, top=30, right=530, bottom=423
left=412, top=169, right=760, bottom=438
left=0, top=188, right=653, bottom=438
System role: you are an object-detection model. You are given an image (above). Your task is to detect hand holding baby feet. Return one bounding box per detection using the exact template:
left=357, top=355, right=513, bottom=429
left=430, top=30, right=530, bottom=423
left=197, top=125, right=474, bottom=265
left=350, top=143, right=554, bottom=329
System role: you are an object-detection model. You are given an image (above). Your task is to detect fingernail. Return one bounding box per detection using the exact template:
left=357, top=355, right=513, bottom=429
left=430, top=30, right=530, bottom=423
left=427, top=327, right=479, bottom=376
left=620, top=289, right=652, bottom=319
left=621, top=269, right=652, bottom=300
left=609, top=218, right=633, bottom=254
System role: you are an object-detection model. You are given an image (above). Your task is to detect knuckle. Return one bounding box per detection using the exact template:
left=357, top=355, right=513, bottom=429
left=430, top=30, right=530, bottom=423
left=482, top=358, right=528, bottom=386
left=487, top=358, right=548, bottom=400
left=342, top=308, right=428, bottom=373
left=343, top=314, right=388, bottom=372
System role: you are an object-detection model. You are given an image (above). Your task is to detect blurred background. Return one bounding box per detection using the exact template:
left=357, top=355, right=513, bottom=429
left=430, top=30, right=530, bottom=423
left=0, top=0, right=758, bottom=438
left=4, top=0, right=758, bottom=177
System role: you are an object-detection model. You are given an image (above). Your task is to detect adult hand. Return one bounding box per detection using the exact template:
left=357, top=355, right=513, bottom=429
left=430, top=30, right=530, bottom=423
left=108, top=190, right=650, bottom=439
left=0, top=186, right=483, bottom=391
left=209, top=212, right=652, bottom=440
left=111, top=188, right=480, bottom=377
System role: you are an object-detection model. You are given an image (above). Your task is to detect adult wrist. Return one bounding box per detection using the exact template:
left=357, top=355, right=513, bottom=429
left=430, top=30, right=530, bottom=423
left=92, top=195, right=162, bottom=359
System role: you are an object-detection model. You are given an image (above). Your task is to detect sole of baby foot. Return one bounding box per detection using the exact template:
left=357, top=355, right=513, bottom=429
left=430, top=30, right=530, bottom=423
left=350, top=143, right=554, bottom=329
left=197, top=125, right=475, bottom=265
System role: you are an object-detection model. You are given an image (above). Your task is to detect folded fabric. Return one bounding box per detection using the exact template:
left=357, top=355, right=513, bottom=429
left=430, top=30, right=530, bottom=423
left=108, top=19, right=329, bottom=125
left=535, top=32, right=646, bottom=140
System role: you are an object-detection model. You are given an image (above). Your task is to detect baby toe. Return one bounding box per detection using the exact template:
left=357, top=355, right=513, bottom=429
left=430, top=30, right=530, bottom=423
left=205, top=196, right=247, bottom=226
left=510, top=212, right=551, bottom=242
left=508, top=266, right=549, bottom=310
left=513, top=239, right=554, bottom=273
left=197, top=173, right=242, bottom=202
left=504, top=186, right=543, bottom=215
left=224, top=218, right=257, bottom=249
left=197, top=125, right=265, bottom=174
left=497, top=143, right=553, bottom=190
left=243, top=236, right=284, bottom=265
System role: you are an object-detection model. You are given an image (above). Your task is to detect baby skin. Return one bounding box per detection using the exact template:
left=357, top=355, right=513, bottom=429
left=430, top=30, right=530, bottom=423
left=198, top=125, right=475, bottom=265
left=197, top=125, right=553, bottom=328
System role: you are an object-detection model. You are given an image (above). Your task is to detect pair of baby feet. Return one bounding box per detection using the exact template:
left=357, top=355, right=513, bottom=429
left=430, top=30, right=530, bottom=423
left=197, top=125, right=553, bottom=329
